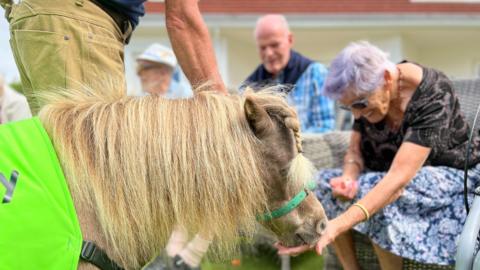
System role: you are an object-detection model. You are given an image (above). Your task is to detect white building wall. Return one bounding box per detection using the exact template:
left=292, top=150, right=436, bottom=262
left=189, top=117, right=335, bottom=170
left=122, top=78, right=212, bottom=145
left=126, top=14, right=480, bottom=93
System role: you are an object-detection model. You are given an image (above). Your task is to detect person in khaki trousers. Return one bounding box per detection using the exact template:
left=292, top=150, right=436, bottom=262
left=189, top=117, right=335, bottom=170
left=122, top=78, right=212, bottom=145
left=1, top=0, right=226, bottom=114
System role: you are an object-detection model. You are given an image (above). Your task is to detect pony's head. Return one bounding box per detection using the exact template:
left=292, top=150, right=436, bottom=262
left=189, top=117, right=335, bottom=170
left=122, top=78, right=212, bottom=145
left=243, top=90, right=327, bottom=247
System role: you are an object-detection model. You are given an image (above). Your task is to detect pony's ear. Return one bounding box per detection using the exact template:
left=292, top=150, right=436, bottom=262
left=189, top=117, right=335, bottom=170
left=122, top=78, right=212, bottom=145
left=244, top=96, right=274, bottom=138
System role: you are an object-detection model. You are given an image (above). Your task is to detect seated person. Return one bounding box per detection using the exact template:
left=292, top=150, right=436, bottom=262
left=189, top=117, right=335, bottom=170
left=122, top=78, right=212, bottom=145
left=0, top=75, right=31, bottom=124
left=243, top=14, right=335, bottom=133
left=276, top=41, right=480, bottom=269
left=136, top=43, right=192, bottom=99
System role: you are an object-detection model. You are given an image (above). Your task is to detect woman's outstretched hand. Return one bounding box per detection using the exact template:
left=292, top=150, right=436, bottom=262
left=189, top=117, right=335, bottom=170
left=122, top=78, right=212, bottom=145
left=274, top=242, right=313, bottom=256
left=314, top=218, right=342, bottom=254
left=274, top=218, right=345, bottom=256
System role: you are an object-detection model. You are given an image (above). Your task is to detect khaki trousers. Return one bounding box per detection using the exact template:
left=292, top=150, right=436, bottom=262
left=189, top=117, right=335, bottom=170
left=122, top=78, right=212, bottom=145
left=7, top=0, right=130, bottom=114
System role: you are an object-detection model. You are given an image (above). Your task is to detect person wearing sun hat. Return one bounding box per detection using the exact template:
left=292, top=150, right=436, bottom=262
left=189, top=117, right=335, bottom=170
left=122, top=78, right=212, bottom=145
left=137, top=43, right=192, bottom=99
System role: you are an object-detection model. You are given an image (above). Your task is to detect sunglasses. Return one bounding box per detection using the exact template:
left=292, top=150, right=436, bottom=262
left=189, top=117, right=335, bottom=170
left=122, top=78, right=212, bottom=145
left=339, top=98, right=369, bottom=111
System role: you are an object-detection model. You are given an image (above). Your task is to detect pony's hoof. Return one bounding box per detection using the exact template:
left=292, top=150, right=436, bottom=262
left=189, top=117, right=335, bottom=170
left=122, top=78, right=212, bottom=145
left=171, top=255, right=201, bottom=270
left=142, top=254, right=201, bottom=270
left=142, top=254, right=168, bottom=270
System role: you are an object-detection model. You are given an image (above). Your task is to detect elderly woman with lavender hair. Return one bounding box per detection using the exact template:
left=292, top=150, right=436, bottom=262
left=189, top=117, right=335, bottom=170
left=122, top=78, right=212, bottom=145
left=275, top=41, right=480, bottom=269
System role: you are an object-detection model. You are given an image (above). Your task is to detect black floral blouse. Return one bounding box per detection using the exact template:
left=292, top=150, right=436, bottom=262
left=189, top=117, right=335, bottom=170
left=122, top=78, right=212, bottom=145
left=353, top=66, right=480, bottom=171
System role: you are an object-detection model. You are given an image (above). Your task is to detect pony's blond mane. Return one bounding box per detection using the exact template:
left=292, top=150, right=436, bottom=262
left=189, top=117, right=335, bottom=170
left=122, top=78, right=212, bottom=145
left=247, top=85, right=315, bottom=195
left=38, top=86, right=270, bottom=268
left=38, top=85, right=313, bottom=269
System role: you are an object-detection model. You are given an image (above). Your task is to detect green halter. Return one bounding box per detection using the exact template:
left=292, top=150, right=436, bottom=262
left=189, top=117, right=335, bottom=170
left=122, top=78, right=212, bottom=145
left=257, top=180, right=316, bottom=221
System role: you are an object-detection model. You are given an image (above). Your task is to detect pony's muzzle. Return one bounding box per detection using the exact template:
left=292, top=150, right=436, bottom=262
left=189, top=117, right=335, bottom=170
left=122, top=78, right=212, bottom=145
left=289, top=217, right=327, bottom=247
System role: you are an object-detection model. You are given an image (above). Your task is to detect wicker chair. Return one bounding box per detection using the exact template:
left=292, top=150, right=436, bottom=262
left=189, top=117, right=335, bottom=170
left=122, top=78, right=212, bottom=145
left=301, top=79, right=480, bottom=270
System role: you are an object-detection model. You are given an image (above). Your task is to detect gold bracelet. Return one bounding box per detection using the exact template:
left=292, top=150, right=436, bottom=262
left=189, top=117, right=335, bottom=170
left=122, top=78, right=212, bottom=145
left=353, top=203, right=370, bottom=221
left=345, top=159, right=362, bottom=170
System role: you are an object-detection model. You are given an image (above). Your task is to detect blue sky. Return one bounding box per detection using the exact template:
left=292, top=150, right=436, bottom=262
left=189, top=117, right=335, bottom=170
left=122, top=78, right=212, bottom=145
left=0, top=18, right=19, bottom=83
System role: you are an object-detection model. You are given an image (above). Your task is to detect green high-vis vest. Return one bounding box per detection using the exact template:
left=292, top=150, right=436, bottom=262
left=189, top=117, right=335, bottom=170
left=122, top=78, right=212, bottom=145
left=0, top=117, right=82, bottom=269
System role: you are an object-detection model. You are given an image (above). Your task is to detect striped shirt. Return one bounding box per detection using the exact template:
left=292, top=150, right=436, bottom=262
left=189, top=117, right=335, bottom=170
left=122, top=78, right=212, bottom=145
left=286, top=62, right=335, bottom=133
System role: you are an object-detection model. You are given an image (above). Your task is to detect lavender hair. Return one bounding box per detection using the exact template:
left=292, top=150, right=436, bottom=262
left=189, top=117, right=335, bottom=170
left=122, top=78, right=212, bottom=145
left=323, top=41, right=396, bottom=99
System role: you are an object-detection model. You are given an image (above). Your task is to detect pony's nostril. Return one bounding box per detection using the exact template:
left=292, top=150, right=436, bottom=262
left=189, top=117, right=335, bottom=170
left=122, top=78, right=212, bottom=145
left=316, top=220, right=327, bottom=234
left=296, top=233, right=307, bottom=245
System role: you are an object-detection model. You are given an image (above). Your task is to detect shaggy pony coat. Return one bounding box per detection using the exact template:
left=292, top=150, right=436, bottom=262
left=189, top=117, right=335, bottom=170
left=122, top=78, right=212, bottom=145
left=37, top=86, right=313, bottom=269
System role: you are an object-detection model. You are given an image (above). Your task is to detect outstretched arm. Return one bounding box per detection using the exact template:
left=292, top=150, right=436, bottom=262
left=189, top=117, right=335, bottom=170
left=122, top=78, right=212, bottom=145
left=277, top=142, right=431, bottom=256
left=314, top=142, right=431, bottom=254
left=164, top=0, right=227, bottom=94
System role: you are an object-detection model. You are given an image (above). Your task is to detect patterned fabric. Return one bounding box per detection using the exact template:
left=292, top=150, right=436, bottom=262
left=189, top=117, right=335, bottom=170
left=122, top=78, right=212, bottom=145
left=315, top=164, right=480, bottom=265
left=287, top=63, right=335, bottom=133
left=353, top=66, right=480, bottom=171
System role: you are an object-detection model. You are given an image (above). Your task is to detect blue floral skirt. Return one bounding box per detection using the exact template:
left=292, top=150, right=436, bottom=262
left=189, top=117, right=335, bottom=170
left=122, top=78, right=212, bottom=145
left=315, top=164, right=480, bottom=265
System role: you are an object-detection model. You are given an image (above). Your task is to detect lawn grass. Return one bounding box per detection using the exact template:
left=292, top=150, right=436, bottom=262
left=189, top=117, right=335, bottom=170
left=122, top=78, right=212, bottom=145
left=202, top=245, right=323, bottom=270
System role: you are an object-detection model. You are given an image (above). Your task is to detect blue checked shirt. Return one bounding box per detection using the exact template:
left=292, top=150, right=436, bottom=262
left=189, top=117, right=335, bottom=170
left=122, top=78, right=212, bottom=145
left=285, top=62, right=335, bottom=133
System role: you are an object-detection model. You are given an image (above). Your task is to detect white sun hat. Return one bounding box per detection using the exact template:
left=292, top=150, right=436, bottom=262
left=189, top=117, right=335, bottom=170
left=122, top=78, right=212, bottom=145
left=137, top=43, right=177, bottom=68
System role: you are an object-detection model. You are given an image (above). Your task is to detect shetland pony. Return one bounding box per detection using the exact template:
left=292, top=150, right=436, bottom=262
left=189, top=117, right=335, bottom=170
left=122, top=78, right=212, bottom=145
left=37, top=86, right=327, bottom=269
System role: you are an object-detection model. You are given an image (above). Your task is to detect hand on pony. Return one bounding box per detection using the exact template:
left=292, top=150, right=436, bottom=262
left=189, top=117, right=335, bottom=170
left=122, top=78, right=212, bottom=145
left=274, top=242, right=313, bottom=256
left=274, top=217, right=346, bottom=257
left=330, top=176, right=358, bottom=201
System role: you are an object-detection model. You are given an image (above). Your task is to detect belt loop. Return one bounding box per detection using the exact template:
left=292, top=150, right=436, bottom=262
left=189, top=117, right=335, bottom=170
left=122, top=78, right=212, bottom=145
left=0, top=0, right=13, bottom=9
left=123, top=21, right=133, bottom=44
left=75, top=0, right=84, bottom=7
left=1, top=0, right=13, bottom=20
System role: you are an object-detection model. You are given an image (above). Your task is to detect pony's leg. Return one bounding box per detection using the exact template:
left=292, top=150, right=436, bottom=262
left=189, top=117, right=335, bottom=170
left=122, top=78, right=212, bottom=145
left=332, top=230, right=361, bottom=270
left=178, top=232, right=212, bottom=267
left=166, top=226, right=189, bottom=257
left=143, top=230, right=211, bottom=269
left=280, top=254, right=291, bottom=270
left=372, top=243, right=403, bottom=270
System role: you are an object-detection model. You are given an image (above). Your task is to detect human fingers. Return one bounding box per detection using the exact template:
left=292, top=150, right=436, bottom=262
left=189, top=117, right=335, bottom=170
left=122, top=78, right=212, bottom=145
left=331, top=186, right=345, bottom=199
left=332, top=184, right=352, bottom=201
left=315, top=238, right=328, bottom=255
left=329, top=177, right=343, bottom=188
left=315, top=217, right=345, bottom=255
left=345, top=180, right=359, bottom=200
left=274, top=242, right=312, bottom=256
left=332, top=176, right=354, bottom=189
left=315, top=229, right=335, bottom=255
